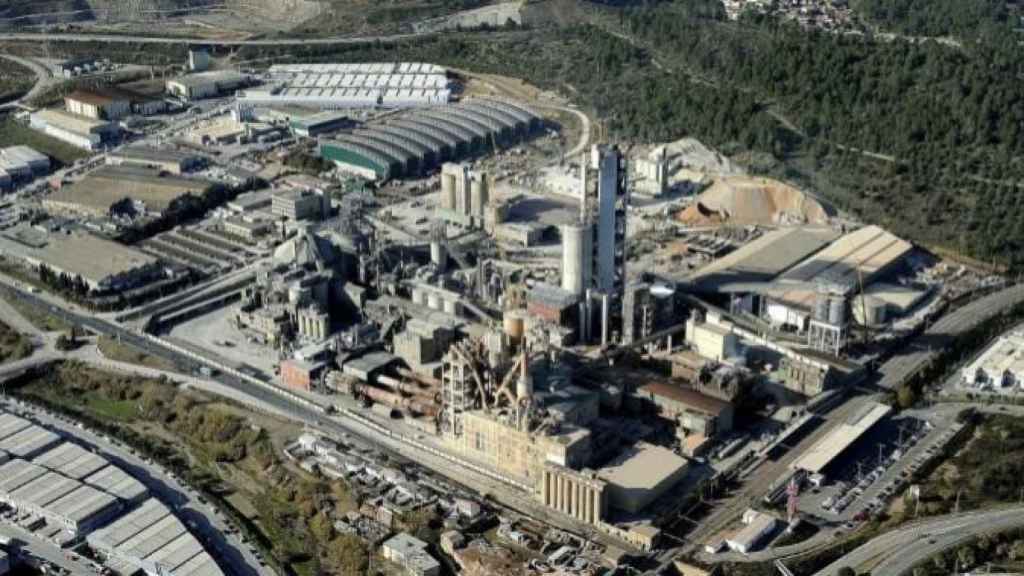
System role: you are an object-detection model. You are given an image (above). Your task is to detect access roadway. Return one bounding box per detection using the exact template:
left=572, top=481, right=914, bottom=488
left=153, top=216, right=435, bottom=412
left=0, top=30, right=431, bottom=46
left=813, top=506, right=1024, bottom=576
left=877, top=283, right=1024, bottom=389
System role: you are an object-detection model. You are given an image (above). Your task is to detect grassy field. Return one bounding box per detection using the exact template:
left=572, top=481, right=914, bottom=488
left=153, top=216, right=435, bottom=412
left=0, top=117, right=89, bottom=168
left=0, top=58, right=33, bottom=104
left=97, top=335, right=179, bottom=372
left=0, top=320, right=32, bottom=364
left=8, top=360, right=362, bottom=576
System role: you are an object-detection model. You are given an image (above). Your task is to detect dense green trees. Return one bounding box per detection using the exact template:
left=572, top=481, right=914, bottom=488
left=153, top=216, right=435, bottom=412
left=852, top=0, right=1016, bottom=38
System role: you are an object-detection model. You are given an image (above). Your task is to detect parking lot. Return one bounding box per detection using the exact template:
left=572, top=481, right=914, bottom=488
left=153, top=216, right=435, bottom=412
left=796, top=413, right=963, bottom=527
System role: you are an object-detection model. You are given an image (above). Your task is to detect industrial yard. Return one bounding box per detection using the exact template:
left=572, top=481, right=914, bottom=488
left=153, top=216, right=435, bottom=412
left=0, top=27, right=1017, bottom=576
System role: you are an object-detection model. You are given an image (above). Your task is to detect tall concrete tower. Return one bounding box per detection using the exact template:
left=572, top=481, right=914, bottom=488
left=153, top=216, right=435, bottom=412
left=593, top=145, right=628, bottom=295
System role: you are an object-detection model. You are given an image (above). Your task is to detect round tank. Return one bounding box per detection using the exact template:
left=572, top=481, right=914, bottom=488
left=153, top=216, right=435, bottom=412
left=427, top=292, right=441, bottom=310
left=560, top=223, right=591, bottom=296
left=813, top=292, right=830, bottom=322
left=858, top=295, right=887, bottom=326
left=828, top=295, right=847, bottom=325
left=504, top=310, right=526, bottom=341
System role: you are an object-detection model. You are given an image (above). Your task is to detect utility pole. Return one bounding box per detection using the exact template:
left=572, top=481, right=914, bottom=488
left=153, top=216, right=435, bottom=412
left=955, top=488, right=963, bottom=514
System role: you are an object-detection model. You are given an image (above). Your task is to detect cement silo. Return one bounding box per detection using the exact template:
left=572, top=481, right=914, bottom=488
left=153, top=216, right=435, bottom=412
left=470, top=174, right=489, bottom=217
left=441, top=171, right=457, bottom=210
left=561, top=222, right=592, bottom=296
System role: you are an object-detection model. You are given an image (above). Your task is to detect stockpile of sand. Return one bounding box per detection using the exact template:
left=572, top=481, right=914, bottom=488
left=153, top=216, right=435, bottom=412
left=677, top=176, right=831, bottom=227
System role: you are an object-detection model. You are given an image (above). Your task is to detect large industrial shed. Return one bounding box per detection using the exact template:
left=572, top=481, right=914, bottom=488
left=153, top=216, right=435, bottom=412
left=320, top=98, right=540, bottom=181
left=791, top=401, right=891, bottom=477
left=88, top=498, right=224, bottom=576
left=764, top=225, right=914, bottom=328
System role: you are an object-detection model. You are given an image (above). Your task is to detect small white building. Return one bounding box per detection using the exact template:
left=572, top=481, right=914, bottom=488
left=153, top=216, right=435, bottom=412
left=381, top=532, right=440, bottom=576
left=961, top=330, right=1024, bottom=390
left=726, top=510, right=777, bottom=555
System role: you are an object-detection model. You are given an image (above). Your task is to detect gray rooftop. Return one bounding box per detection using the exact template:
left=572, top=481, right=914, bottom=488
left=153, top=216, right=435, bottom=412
left=84, top=464, right=149, bottom=502
left=0, top=425, right=61, bottom=459
left=33, top=442, right=109, bottom=480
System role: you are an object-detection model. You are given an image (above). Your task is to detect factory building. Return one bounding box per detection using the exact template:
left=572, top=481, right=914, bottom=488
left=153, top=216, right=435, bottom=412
left=0, top=225, right=163, bottom=292
left=290, top=111, right=351, bottom=138
left=271, top=189, right=330, bottom=222
left=457, top=409, right=592, bottom=488
left=632, top=380, right=734, bottom=438
left=237, top=62, right=451, bottom=110
left=763, top=225, right=913, bottom=353
left=558, top=145, right=629, bottom=345
left=30, top=108, right=120, bottom=150
left=685, top=312, right=739, bottom=362
left=0, top=421, right=61, bottom=459
left=106, top=146, right=205, bottom=175
left=596, top=443, right=689, bottom=514
left=633, top=147, right=669, bottom=196
left=0, top=146, right=50, bottom=182
left=65, top=88, right=133, bottom=121
left=166, top=70, right=249, bottom=101
left=319, top=98, right=540, bottom=181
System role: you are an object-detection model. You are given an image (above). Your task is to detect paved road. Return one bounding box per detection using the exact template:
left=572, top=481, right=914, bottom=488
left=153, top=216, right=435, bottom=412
left=0, top=31, right=432, bottom=46
left=878, top=284, right=1024, bottom=389
left=0, top=53, right=53, bottom=110
left=813, top=506, right=1024, bottom=576
left=0, top=520, right=94, bottom=575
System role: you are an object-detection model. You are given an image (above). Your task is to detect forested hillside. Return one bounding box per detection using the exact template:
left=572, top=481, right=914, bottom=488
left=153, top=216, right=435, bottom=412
left=851, top=0, right=1018, bottom=38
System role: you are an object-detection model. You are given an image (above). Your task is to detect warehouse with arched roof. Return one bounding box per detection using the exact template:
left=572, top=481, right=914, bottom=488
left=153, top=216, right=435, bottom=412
left=372, top=125, right=450, bottom=162
left=320, top=100, right=541, bottom=181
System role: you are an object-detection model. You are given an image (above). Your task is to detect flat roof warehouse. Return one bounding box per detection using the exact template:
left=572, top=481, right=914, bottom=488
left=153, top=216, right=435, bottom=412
left=791, top=402, right=892, bottom=474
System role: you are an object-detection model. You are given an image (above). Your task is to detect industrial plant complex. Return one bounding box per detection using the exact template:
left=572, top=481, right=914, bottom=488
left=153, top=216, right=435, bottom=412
left=0, top=39, right=1011, bottom=576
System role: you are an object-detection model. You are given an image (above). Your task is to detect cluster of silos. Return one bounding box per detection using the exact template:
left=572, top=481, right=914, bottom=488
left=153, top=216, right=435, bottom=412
left=439, top=162, right=489, bottom=222
left=812, top=288, right=848, bottom=326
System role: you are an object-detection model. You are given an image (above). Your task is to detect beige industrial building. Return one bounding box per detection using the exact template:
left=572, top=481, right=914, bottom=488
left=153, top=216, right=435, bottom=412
left=65, top=89, right=132, bottom=121
left=107, top=146, right=204, bottom=175
left=455, top=409, right=591, bottom=489
left=222, top=217, right=272, bottom=241
left=596, top=443, right=689, bottom=514
left=686, top=313, right=739, bottom=362
left=29, top=108, right=119, bottom=150
left=0, top=225, right=163, bottom=292
left=272, top=189, right=329, bottom=222
left=166, top=71, right=248, bottom=101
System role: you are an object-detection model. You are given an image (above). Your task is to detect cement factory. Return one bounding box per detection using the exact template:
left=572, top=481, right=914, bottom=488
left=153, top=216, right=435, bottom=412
left=0, top=47, right=1001, bottom=576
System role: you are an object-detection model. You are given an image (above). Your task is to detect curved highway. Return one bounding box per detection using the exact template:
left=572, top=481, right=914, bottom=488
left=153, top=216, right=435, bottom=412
left=813, top=506, right=1024, bottom=576
left=878, top=283, right=1024, bottom=389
